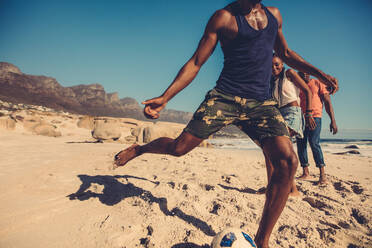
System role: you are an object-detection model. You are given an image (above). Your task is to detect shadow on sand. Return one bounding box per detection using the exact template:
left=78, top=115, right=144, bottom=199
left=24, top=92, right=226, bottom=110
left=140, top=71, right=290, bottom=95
left=67, top=174, right=216, bottom=237
left=171, top=243, right=210, bottom=248
left=218, top=183, right=265, bottom=194
left=66, top=140, right=103, bottom=144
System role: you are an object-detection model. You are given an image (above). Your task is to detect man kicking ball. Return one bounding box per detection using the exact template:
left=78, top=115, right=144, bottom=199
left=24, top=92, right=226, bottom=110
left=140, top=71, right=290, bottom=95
left=114, top=1, right=338, bottom=247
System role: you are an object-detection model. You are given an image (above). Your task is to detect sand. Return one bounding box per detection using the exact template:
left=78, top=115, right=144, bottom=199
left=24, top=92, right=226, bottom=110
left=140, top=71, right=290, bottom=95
left=0, top=118, right=371, bottom=248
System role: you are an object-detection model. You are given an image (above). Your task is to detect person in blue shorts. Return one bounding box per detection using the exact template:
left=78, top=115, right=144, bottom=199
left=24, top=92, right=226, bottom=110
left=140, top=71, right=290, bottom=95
left=266, top=53, right=316, bottom=196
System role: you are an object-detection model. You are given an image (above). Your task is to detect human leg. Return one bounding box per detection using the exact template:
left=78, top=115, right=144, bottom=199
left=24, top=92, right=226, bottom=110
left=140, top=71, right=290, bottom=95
left=257, top=152, right=274, bottom=195
left=264, top=152, right=274, bottom=187
left=115, top=88, right=237, bottom=167
left=296, top=128, right=311, bottom=180
left=318, top=167, right=327, bottom=185
left=235, top=100, right=296, bottom=247
left=277, top=106, right=303, bottom=196
left=263, top=151, right=300, bottom=197
left=308, top=118, right=327, bottom=184
left=114, top=131, right=204, bottom=167
left=255, top=136, right=298, bottom=247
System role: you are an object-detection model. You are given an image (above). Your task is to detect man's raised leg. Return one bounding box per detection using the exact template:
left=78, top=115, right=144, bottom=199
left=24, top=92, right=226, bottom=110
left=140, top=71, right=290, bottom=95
left=114, top=131, right=204, bottom=167
left=255, top=136, right=298, bottom=248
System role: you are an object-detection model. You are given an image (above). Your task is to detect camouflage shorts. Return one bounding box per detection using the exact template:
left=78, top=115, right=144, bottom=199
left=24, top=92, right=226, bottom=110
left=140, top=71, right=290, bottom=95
left=184, top=88, right=289, bottom=145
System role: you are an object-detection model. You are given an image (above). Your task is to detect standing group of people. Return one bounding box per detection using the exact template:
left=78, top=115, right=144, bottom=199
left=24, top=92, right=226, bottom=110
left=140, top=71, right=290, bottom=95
left=270, top=54, right=337, bottom=192
left=114, top=1, right=338, bottom=247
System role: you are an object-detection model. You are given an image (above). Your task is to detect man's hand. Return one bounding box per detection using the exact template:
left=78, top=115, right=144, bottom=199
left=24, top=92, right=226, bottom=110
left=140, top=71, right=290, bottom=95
left=330, top=121, right=338, bottom=135
left=320, top=74, right=339, bottom=95
left=305, top=116, right=317, bottom=130
left=142, top=96, right=167, bottom=119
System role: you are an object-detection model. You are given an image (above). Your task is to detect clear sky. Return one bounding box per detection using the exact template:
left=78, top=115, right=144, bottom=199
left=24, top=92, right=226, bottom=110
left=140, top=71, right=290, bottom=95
left=1, top=0, right=371, bottom=132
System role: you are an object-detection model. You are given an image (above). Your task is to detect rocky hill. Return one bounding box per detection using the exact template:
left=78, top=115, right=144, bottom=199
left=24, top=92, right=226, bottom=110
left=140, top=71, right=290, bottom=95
left=0, top=62, right=192, bottom=123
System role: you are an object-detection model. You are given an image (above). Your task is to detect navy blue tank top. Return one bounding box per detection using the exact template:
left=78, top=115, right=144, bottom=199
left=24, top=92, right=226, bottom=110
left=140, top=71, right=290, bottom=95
left=216, top=4, right=278, bottom=101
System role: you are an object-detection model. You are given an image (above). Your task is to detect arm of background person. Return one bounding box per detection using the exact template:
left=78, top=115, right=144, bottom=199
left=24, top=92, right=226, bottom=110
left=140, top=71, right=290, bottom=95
left=322, top=93, right=338, bottom=134
left=142, top=10, right=228, bottom=119
left=286, top=69, right=316, bottom=129
left=268, top=7, right=339, bottom=94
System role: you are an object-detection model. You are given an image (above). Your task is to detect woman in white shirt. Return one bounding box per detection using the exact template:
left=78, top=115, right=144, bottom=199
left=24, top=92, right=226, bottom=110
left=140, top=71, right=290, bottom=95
left=263, top=54, right=316, bottom=196
left=272, top=54, right=316, bottom=137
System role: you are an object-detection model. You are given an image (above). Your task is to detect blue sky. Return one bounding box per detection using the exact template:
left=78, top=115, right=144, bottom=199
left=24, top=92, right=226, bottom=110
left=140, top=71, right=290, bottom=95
left=1, top=0, right=371, bottom=132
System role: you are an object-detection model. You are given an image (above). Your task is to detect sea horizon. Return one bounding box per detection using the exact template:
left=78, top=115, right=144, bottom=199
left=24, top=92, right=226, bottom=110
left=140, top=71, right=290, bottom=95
left=209, top=132, right=372, bottom=158
left=320, top=128, right=372, bottom=140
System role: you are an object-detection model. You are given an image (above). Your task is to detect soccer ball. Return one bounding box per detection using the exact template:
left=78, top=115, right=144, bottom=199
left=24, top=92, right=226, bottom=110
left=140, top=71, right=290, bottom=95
left=211, top=228, right=257, bottom=248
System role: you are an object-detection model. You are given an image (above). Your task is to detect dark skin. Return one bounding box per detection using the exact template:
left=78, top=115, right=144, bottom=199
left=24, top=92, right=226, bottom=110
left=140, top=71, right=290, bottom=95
left=272, top=56, right=316, bottom=130
left=265, top=56, right=316, bottom=198
left=115, top=1, right=338, bottom=247
left=297, top=72, right=338, bottom=184
left=140, top=1, right=338, bottom=120
left=323, top=94, right=338, bottom=135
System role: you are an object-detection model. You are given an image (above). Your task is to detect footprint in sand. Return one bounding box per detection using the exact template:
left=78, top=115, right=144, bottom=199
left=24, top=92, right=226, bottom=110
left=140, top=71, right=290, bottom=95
left=351, top=185, right=364, bottom=194
left=209, top=201, right=221, bottom=215
left=167, top=181, right=188, bottom=191
left=351, top=208, right=368, bottom=225
left=348, top=244, right=362, bottom=248
left=140, top=237, right=155, bottom=248
left=278, top=225, right=309, bottom=240
left=316, top=227, right=336, bottom=244
left=167, top=181, right=175, bottom=189
left=333, top=180, right=366, bottom=198
left=333, top=182, right=351, bottom=193
left=302, top=197, right=333, bottom=215
left=319, top=220, right=341, bottom=230
left=338, top=221, right=351, bottom=229
left=202, top=184, right=215, bottom=191
left=221, top=175, right=237, bottom=184
left=147, top=225, right=153, bottom=236
left=221, top=176, right=231, bottom=184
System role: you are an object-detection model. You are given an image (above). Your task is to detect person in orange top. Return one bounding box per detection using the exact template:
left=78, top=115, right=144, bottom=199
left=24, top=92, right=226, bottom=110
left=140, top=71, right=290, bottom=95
left=297, top=72, right=338, bottom=185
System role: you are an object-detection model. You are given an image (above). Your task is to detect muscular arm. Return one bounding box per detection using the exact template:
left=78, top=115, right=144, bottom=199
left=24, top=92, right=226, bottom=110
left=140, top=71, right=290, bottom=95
left=142, top=10, right=229, bottom=119
left=322, top=93, right=338, bottom=134
left=286, top=69, right=316, bottom=129
left=286, top=69, right=312, bottom=111
left=268, top=7, right=338, bottom=94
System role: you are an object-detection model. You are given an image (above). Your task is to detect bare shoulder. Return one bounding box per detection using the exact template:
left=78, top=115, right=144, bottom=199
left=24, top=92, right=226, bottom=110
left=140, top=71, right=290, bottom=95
left=207, top=8, right=233, bottom=30
left=213, top=8, right=233, bottom=22
left=267, top=6, right=282, bottom=26
left=286, top=69, right=296, bottom=77
left=266, top=6, right=280, bottom=17
left=285, top=68, right=297, bottom=80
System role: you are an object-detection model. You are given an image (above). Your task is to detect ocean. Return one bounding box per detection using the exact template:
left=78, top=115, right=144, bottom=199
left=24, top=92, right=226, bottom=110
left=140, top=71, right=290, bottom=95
left=208, top=138, right=372, bottom=158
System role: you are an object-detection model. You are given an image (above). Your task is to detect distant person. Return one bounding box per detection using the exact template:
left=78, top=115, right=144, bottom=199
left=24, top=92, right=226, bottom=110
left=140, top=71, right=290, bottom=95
left=296, top=72, right=338, bottom=185
left=114, top=1, right=338, bottom=247
left=265, top=54, right=316, bottom=196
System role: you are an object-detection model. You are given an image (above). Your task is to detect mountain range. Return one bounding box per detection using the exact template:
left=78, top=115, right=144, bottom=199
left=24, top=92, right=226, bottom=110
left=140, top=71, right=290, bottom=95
left=0, top=62, right=192, bottom=123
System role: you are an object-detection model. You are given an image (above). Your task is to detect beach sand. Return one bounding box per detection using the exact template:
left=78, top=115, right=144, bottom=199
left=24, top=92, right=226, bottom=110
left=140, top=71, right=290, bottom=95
left=0, top=119, right=371, bottom=248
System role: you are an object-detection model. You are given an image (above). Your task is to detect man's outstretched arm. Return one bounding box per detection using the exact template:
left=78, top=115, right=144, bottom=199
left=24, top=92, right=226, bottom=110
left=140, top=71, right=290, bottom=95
left=268, top=7, right=339, bottom=94
left=142, top=10, right=228, bottom=119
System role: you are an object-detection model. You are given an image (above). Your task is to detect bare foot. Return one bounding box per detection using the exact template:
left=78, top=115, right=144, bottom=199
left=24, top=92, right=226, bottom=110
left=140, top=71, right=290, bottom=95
left=317, top=177, right=328, bottom=185
left=289, top=189, right=302, bottom=197
left=114, top=144, right=140, bottom=167
left=297, top=174, right=313, bottom=180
